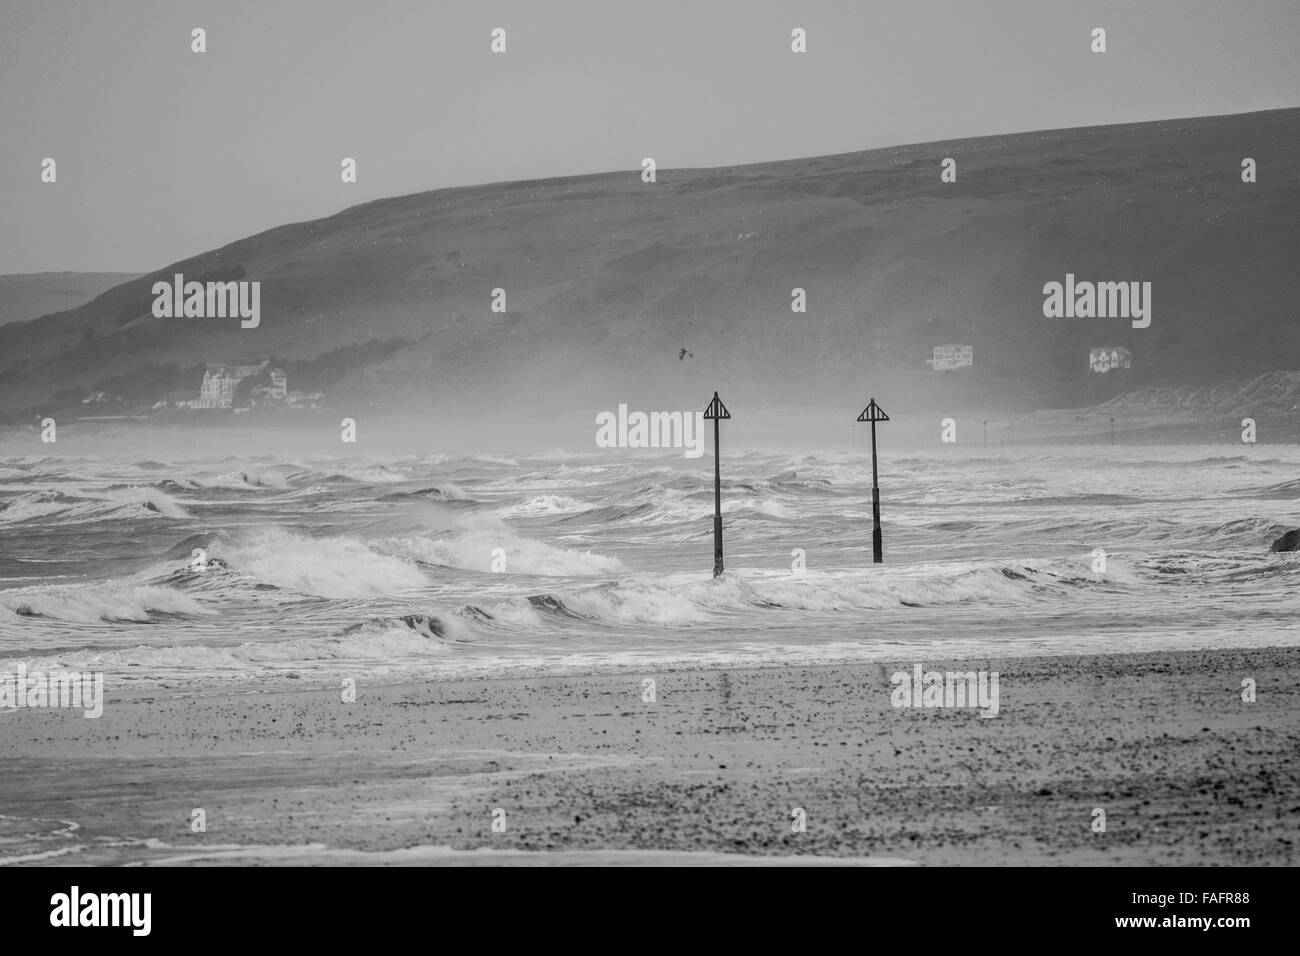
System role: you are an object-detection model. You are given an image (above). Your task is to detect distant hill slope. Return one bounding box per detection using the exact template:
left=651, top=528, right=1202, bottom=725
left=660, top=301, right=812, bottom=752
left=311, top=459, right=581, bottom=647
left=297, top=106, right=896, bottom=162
left=1098, top=369, right=1300, bottom=422
left=1008, top=370, right=1300, bottom=442
left=1, top=108, right=1297, bottom=423
left=0, top=273, right=141, bottom=328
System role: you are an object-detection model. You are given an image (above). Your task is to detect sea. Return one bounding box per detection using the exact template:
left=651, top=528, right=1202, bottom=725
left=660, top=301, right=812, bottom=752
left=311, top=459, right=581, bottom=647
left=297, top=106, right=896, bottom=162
left=2, top=446, right=1299, bottom=689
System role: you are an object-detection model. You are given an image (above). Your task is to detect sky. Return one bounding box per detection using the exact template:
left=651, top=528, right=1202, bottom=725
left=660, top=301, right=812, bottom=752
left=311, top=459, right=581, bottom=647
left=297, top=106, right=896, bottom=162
left=1, top=0, right=1297, bottom=274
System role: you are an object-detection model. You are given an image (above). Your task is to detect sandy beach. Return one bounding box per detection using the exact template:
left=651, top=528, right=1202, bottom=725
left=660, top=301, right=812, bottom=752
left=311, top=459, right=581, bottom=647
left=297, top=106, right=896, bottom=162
left=3, top=645, right=1296, bottom=866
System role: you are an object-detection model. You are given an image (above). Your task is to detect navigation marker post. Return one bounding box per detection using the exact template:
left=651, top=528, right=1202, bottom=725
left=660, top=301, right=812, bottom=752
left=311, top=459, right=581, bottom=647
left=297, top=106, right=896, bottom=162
left=703, top=390, right=731, bottom=577
left=857, top=397, right=890, bottom=564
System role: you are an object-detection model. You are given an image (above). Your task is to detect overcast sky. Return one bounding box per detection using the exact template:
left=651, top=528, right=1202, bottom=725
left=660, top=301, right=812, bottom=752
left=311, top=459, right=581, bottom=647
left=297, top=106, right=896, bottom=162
left=1, top=0, right=1297, bottom=273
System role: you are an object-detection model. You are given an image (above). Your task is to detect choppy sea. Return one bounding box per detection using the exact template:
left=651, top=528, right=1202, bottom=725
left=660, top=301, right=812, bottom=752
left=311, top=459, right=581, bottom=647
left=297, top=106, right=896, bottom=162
left=2, top=446, right=1298, bottom=687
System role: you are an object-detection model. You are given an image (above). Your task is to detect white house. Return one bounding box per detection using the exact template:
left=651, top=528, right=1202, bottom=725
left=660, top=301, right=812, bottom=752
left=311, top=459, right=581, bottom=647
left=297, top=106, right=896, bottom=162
left=1089, top=347, right=1132, bottom=373
left=926, top=344, right=973, bottom=371
left=193, top=361, right=271, bottom=408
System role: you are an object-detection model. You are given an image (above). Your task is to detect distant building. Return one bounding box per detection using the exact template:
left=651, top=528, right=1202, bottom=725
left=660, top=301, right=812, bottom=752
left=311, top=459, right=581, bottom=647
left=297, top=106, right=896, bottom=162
left=1089, top=347, right=1132, bottom=373
left=193, top=361, right=271, bottom=408
left=194, top=367, right=236, bottom=408
left=267, top=367, right=287, bottom=400
left=926, top=344, right=973, bottom=371
left=250, top=368, right=288, bottom=405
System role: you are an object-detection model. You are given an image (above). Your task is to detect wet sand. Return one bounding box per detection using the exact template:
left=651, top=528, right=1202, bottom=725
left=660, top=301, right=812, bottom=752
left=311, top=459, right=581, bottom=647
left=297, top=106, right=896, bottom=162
left=2, top=646, right=1297, bottom=865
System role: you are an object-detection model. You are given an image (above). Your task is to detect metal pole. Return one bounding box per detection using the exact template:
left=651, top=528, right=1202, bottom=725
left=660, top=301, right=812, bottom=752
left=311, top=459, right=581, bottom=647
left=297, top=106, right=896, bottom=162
left=713, top=413, right=724, bottom=577
left=871, top=419, right=882, bottom=563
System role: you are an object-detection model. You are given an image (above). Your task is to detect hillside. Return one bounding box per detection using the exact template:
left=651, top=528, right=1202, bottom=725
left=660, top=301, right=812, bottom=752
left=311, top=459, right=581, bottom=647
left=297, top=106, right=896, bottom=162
left=0, top=272, right=141, bottom=328
left=1004, top=370, right=1300, bottom=443
left=1, top=108, right=1297, bottom=425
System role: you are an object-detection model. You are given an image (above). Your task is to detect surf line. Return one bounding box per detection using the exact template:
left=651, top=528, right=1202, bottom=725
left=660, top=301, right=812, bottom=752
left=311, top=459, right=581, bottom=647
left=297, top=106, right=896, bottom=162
left=151, top=273, right=260, bottom=329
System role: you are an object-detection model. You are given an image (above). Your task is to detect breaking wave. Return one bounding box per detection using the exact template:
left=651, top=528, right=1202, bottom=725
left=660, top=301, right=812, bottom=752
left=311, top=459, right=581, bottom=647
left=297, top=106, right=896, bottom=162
left=208, top=529, right=429, bottom=598
left=378, top=514, right=623, bottom=576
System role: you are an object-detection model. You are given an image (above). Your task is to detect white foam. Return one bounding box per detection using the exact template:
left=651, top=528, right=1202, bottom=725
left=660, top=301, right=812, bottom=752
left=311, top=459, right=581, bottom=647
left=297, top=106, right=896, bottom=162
left=213, top=529, right=428, bottom=598
left=14, top=615, right=460, bottom=676
left=380, top=514, right=622, bottom=577
left=0, top=583, right=210, bottom=623
left=499, top=494, right=590, bottom=517
left=126, top=841, right=914, bottom=867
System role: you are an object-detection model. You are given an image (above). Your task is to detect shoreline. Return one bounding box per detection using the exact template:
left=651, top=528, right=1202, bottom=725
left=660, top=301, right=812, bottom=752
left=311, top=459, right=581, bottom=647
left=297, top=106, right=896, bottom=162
left=8, top=621, right=1300, bottom=698
left=3, top=644, right=1297, bottom=866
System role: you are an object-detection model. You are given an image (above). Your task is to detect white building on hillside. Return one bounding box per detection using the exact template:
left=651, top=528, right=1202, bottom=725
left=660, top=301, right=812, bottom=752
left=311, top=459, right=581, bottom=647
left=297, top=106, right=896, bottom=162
left=926, top=344, right=973, bottom=371
left=1089, top=347, right=1132, bottom=373
left=194, top=361, right=271, bottom=408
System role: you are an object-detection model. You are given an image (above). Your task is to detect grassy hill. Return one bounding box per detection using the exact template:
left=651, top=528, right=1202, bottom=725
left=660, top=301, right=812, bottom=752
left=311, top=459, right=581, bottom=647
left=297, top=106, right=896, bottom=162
left=1, top=108, right=1297, bottom=426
